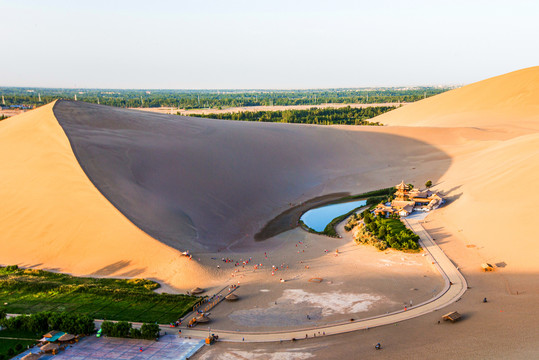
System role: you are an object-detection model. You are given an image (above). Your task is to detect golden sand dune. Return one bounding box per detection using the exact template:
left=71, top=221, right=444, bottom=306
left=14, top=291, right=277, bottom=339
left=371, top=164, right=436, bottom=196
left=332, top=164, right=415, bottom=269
left=377, top=66, right=539, bottom=131
left=430, top=132, right=539, bottom=273
left=0, top=102, right=213, bottom=289
left=371, top=67, right=539, bottom=274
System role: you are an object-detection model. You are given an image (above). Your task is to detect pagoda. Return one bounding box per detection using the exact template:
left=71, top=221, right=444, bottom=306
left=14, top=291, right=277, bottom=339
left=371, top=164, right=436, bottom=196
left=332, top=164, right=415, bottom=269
left=394, top=180, right=410, bottom=201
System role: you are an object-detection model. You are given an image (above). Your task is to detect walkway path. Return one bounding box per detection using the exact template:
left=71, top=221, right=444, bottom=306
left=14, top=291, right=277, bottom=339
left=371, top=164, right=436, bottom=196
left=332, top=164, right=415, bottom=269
left=180, top=217, right=467, bottom=342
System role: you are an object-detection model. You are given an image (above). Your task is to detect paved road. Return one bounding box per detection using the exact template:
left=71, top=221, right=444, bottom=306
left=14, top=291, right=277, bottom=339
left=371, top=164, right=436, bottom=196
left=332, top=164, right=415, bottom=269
left=180, top=218, right=467, bottom=342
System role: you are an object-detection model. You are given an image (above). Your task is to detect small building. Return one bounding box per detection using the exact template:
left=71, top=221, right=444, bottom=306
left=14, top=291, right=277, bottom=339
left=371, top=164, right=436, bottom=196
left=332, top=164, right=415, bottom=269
left=442, top=311, right=462, bottom=322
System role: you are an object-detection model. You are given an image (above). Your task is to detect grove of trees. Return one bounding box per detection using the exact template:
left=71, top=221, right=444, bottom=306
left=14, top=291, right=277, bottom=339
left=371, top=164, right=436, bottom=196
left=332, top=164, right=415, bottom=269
left=192, top=106, right=393, bottom=125
left=100, top=321, right=160, bottom=340
left=0, top=311, right=94, bottom=335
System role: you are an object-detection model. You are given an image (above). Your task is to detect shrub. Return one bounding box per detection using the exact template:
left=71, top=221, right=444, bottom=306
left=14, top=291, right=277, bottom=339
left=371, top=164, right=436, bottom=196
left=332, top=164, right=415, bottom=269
left=130, top=328, right=142, bottom=338
left=7, top=348, right=14, bottom=356
left=15, top=343, right=23, bottom=351
left=100, top=321, right=114, bottom=336
left=425, top=180, right=432, bottom=188
left=5, top=265, right=19, bottom=272
left=140, top=323, right=160, bottom=339
left=100, top=321, right=132, bottom=338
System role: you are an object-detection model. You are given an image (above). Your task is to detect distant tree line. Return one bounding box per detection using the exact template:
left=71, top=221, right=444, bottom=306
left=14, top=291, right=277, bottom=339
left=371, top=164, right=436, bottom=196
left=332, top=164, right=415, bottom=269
left=190, top=106, right=395, bottom=125
left=0, top=87, right=452, bottom=109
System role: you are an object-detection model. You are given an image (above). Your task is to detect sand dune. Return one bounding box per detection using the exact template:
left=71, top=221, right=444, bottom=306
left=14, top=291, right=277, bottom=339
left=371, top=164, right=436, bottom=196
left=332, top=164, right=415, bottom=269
left=0, top=99, right=450, bottom=289
left=0, top=102, right=214, bottom=289
left=371, top=67, right=539, bottom=274
left=51, top=100, right=450, bottom=252
left=1, top=67, right=538, bottom=300
left=376, top=66, right=539, bottom=131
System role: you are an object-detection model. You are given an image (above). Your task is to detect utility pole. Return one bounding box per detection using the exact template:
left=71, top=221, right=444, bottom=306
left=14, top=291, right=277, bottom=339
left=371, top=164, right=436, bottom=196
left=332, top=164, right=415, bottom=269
left=140, top=96, right=144, bottom=105
left=2, top=95, right=5, bottom=105
left=38, top=93, right=42, bottom=102
left=97, top=97, right=100, bottom=105
left=74, top=94, right=77, bottom=101
left=424, top=91, right=426, bottom=99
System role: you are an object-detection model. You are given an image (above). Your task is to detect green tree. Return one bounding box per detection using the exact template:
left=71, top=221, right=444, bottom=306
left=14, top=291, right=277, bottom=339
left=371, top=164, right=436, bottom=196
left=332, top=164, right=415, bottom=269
left=113, top=321, right=132, bottom=337
left=100, top=321, right=114, bottom=336
left=140, top=323, right=160, bottom=339
left=425, top=180, right=432, bottom=188
left=378, top=226, right=387, bottom=239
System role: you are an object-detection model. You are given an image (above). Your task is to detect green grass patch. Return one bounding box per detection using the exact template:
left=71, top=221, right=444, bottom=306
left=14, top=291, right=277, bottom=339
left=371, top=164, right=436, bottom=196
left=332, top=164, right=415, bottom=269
left=0, top=328, right=38, bottom=358
left=0, top=266, right=200, bottom=324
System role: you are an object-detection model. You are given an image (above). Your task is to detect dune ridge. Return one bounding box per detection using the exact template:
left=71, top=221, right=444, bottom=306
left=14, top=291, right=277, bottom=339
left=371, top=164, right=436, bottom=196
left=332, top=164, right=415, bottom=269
left=0, top=102, right=214, bottom=289
left=377, top=66, right=539, bottom=131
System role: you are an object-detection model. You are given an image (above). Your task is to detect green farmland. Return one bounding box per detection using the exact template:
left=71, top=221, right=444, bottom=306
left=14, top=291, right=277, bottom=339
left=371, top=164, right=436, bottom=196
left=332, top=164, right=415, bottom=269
left=0, top=266, right=200, bottom=324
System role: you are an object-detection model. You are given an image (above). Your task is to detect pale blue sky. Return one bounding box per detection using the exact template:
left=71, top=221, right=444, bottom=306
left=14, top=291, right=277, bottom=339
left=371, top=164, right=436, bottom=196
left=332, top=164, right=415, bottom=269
left=1, top=0, right=538, bottom=89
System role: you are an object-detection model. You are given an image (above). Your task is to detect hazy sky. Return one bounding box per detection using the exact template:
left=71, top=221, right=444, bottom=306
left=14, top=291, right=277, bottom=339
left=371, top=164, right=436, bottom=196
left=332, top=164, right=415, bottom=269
left=1, top=0, right=538, bottom=89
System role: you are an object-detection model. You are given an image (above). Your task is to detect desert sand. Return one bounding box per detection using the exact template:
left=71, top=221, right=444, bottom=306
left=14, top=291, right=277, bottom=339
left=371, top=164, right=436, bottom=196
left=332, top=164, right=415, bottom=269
left=1, top=67, right=539, bottom=358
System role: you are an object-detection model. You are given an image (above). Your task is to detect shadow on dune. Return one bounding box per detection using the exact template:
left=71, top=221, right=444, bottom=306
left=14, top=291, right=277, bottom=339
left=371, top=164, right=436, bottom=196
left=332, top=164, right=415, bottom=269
left=53, top=100, right=452, bottom=252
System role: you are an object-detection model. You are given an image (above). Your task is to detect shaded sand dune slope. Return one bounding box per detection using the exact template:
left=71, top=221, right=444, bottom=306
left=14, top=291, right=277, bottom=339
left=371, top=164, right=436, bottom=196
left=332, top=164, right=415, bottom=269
left=0, top=102, right=213, bottom=288
left=52, top=100, right=451, bottom=251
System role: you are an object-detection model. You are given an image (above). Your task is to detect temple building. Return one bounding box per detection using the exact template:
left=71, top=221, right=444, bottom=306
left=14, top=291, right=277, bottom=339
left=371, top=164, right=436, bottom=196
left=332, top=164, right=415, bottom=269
left=374, top=180, right=444, bottom=217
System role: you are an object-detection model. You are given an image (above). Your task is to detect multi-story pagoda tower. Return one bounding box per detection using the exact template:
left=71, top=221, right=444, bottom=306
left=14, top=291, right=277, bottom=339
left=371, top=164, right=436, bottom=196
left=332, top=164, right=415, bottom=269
left=395, top=180, right=410, bottom=201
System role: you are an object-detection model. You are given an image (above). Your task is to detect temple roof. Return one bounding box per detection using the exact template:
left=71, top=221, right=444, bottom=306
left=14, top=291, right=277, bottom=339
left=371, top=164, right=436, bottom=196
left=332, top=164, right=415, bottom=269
left=396, top=180, right=408, bottom=190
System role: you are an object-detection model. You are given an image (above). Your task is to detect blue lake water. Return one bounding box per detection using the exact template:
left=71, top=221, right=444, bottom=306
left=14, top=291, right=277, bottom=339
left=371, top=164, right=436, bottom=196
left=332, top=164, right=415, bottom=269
left=300, top=199, right=367, bottom=232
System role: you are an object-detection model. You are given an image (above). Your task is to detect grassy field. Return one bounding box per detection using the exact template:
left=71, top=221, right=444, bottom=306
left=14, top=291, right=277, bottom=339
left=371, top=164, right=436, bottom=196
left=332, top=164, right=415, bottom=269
left=0, top=266, right=200, bottom=324
left=0, top=329, right=38, bottom=358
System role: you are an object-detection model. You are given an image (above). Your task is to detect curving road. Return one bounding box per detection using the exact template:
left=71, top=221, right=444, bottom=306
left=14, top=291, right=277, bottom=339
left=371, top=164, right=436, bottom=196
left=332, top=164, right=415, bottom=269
left=180, top=217, right=467, bottom=342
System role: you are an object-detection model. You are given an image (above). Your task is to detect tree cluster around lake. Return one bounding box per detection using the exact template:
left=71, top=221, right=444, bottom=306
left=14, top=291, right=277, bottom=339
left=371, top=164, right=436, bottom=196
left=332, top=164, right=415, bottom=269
left=190, top=106, right=394, bottom=125
left=347, top=211, right=420, bottom=251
